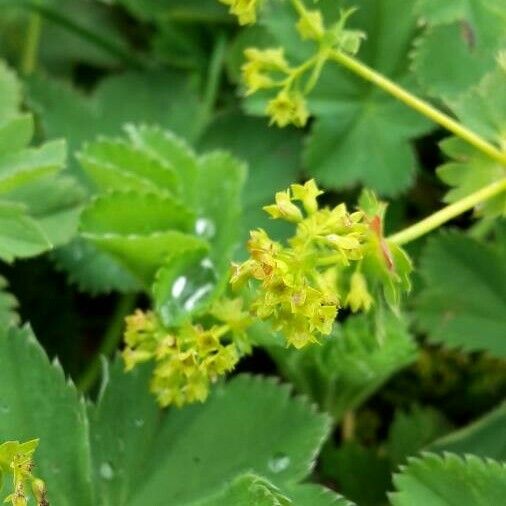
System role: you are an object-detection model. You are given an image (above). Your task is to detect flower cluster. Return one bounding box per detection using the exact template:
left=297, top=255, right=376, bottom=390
left=237, top=1, right=366, bottom=127
left=242, top=48, right=310, bottom=127
left=232, top=181, right=368, bottom=348
left=231, top=181, right=412, bottom=348
left=0, top=440, right=47, bottom=506
left=122, top=302, right=250, bottom=408
left=220, top=0, right=262, bottom=25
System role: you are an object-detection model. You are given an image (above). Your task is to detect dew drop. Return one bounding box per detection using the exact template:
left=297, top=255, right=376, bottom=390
left=134, top=418, right=145, bottom=428
left=171, top=276, right=187, bottom=298
left=268, top=453, right=290, bottom=473
left=0, top=405, right=10, bottom=415
left=100, top=462, right=114, bottom=481
left=195, top=217, right=216, bottom=239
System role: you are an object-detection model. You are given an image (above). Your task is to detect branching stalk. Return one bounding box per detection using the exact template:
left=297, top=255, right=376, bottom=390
left=329, top=50, right=506, bottom=166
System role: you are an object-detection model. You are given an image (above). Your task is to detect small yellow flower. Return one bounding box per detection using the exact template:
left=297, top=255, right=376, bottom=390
left=263, top=190, right=303, bottom=222
left=242, top=48, right=290, bottom=95
left=296, top=10, right=325, bottom=41
left=346, top=271, right=373, bottom=312
left=291, top=179, right=323, bottom=214
left=266, top=90, right=310, bottom=128
left=220, top=0, right=261, bottom=25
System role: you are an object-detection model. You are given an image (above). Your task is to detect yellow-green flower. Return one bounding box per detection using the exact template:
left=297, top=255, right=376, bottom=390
left=291, top=179, right=323, bottom=214
left=220, top=0, right=261, bottom=25
left=266, top=90, right=310, bottom=128
left=346, top=271, right=373, bottom=312
left=264, top=189, right=304, bottom=222
left=242, top=48, right=290, bottom=95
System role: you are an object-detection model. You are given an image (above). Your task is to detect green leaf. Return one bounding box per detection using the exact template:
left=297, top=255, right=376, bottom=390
left=199, top=111, right=300, bottom=243
left=286, top=484, right=354, bottom=506
left=387, top=406, right=452, bottom=466
left=270, top=312, right=417, bottom=421
left=413, top=0, right=506, bottom=103
left=0, top=325, right=94, bottom=505
left=390, top=453, right=506, bottom=506
left=0, top=202, right=51, bottom=262
left=451, top=64, right=506, bottom=146
left=251, top=0, right=432, bottom=195
left=0, top=274, right=18, bottom=327
left=320, top=442, right=391, bottom=506
left=125, top=124, right=199, bottom=205
left=193, top=473, right=292, bottom=506
left=52, top=238, right=141, bottom=295
left=80, top=193, right=205, bottom=285
left=0, top=114, right=33, bottom=155
left=115, top=0, right=229, bottom=23
left=416, top=232, right=506, bottom=357
left=5, top=174, right=85, bottom=247
left=77, top=138, right=180, bottom=196
left=195, top=151, right=247, bottom=268
left=437, top=137, right=506, bottom=219
left=428, top=402, right=506, bottom=461
left=89, top=362, right=330, bottom=505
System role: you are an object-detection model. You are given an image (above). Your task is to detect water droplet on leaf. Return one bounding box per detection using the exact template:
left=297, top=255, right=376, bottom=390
left=134, top=418, right=145, bottom=428
left=268, top=453, right=290, bottom=473
left=157, top=253, right=219, bottom=327
left=195, top=217, right=215, bottom=239
left=100, top=462, right=115, bottom=481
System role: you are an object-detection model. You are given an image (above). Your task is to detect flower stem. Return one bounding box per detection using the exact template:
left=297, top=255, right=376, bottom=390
left=329, top=50, right=506, bottom=165
left=388, top=178, right=506, bottom=246
left=77, top=294, right=137, bottom=393
left=21, top=12, right=41, bottom=76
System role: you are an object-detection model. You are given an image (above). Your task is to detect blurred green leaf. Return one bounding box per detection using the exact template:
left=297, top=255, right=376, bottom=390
left=0, top=202, right=51, bottom=262
left=391, top=453, right=506, bottom=506
left=416, top=232, right=506, bottom=357
left=387, top=406, right=452, bottom=467
left=271, top=312, right=417, bottom=421
left=413, top=0, right=506, bottom=103
left=0, top=274, right=18, bottom=327
left=428, top=402, right=506, bottom=461
left=321, top=442, right=391, bottom=506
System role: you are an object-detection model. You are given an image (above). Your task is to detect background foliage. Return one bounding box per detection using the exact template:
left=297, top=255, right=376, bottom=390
left=0, top=0, right=504, bottom=504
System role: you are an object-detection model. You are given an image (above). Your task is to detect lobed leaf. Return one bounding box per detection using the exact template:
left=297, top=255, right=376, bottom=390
left=89, top=360, right=330, bottom=505
left=0, top=325, right=94, bottom=505
left=416, top=232, right=506, bottom=357
left=390, top=452, right=506, bottom=506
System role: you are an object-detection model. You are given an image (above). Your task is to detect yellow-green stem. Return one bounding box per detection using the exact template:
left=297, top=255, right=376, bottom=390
left=388, top=178, right=506, bottom=246
left=329, top=50, right=506, bottom=166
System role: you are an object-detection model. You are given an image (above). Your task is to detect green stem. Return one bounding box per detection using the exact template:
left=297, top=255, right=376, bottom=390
left=195, top=32, right=227, bottom=139
left=388, top=178, right=506, bottom=246
left=77, top=294, right=137, bottom=393
left=21, top=12, right=41, bottom=76
left=329, top=50, right=506, bottom=165
left=341, top=411, right=355, bottom=441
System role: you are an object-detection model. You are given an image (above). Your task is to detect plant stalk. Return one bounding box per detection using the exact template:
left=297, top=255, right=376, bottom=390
left=388, top=178, right=506, bottom=246
left=21, top=12, right=41, bottom=76
left=329, top=50, right=506, bottom=165
left=77, top=294, right=137, bottom=393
